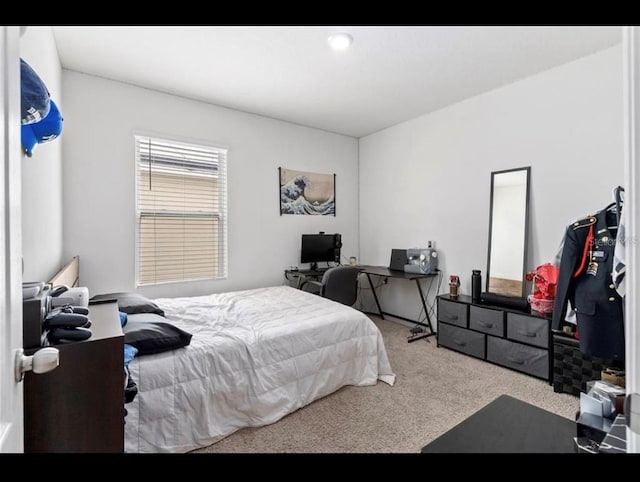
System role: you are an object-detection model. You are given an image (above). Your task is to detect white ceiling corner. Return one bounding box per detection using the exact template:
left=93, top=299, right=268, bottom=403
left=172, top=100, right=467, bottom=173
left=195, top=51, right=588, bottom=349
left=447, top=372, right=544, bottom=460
left=51, top=26, right=622, bottom=138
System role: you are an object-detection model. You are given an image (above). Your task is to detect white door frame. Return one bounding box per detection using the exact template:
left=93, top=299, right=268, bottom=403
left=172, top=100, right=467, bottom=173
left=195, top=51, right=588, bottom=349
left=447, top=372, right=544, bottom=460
left=623, top=26, right=640, bottom=453
left=0, top=25, right=24, bottom=453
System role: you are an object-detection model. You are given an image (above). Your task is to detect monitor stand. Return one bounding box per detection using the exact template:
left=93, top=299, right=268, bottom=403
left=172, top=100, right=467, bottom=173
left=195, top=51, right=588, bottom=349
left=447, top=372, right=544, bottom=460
left=309, top=262, right=318, bottom=271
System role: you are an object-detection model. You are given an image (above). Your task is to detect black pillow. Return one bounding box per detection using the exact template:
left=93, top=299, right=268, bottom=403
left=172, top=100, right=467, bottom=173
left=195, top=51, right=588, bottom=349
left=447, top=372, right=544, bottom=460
left=90, top=292, right=165, bottom=317
left=123, top=313, right=192, bottom=356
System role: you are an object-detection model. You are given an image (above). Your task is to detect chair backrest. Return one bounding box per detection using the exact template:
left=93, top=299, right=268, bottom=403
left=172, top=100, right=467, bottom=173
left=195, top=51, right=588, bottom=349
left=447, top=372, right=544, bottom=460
left=320, top=266, right=360, bottom=306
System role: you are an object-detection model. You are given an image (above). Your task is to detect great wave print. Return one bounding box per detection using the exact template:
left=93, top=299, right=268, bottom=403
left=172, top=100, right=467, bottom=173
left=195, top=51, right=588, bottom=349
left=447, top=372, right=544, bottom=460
left=280, top=168, right=335, bottom=216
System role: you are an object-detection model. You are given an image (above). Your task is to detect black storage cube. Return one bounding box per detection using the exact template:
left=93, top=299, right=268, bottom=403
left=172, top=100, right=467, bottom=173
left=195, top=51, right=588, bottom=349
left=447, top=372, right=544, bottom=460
left=552, top=334, right=621, bottom=396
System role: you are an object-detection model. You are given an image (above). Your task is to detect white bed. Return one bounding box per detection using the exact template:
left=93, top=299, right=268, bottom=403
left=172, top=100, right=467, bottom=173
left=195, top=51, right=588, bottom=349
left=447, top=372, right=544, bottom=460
left=124, top=285, right=395, bottom=453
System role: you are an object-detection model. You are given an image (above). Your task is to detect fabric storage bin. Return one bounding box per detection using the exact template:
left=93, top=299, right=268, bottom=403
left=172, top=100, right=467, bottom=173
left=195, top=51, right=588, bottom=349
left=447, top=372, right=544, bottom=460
left=438, top=323, right=485, bottom=359
left=487, top=336, right=548, bottom=379
left=469, top=305, right=504, bottom=337
left=438, top=299, right=468, bottom=328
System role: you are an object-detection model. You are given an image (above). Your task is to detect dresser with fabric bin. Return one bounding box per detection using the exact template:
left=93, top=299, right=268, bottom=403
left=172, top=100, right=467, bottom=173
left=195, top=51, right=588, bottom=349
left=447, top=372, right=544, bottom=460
left=437, top=294, right=553, bottom=381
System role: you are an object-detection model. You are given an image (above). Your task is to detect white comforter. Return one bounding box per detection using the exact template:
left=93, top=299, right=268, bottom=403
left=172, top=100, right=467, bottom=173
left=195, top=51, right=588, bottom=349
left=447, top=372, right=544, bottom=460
left=124, top=285, right=395, bottom=453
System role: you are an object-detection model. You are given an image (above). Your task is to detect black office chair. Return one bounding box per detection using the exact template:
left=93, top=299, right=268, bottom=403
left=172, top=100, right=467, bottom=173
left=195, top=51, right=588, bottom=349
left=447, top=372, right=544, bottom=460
left=301, top=266, right=360, bottom=306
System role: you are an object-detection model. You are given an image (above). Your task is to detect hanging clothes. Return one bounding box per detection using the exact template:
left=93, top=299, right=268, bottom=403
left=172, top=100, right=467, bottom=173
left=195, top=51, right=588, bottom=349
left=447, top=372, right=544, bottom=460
left=552, top=207, right=625, bottom=360
left=553, top=216, right=583, bottom=326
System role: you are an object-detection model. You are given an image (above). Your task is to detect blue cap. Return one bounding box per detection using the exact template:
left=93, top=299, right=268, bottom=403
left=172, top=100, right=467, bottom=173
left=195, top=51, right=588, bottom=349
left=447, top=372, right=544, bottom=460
left=20, top=58, right=50, bottom=125
left=21, top=100, right=63, bottom=157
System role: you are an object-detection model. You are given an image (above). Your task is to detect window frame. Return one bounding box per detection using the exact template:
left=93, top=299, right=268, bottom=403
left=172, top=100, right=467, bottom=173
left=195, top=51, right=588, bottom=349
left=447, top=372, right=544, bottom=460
left=134, top=132, right=228, bottom=287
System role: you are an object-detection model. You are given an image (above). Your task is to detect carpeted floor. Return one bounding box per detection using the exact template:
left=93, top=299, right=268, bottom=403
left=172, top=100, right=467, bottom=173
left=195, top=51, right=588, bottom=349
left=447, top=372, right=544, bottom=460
left=193, top=316, right=579, bottom=453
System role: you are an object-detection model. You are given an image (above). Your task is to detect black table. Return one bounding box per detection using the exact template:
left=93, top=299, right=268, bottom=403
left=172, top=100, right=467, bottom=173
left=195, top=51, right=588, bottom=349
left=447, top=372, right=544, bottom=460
left=421, top=395, right=576, bottom=453
left=284, top=267, right=331, bottom=289
left=359, top=266, right=438, bottom=342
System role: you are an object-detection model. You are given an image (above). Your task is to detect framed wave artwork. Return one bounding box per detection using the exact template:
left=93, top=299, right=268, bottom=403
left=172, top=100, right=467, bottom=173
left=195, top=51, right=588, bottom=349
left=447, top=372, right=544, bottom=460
left=279, top=167, right=336, bottom=216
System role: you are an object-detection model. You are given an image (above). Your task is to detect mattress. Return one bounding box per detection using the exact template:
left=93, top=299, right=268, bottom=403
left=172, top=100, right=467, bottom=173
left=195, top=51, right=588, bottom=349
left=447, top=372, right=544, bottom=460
left=124, top=285, right=395, bottom=453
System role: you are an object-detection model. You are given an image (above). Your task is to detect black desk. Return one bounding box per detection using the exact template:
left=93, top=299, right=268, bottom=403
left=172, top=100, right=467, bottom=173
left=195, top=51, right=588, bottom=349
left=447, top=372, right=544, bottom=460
left=359, top=266, right=438, bottom=342
left=284, top=268, right=331, bottom=289
left=421, top=395, right=576, bottom=453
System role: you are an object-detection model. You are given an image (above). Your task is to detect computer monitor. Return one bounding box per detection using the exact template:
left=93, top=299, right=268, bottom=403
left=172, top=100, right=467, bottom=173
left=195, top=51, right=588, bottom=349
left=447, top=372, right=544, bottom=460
left=301, top=233, right=341, bottom=270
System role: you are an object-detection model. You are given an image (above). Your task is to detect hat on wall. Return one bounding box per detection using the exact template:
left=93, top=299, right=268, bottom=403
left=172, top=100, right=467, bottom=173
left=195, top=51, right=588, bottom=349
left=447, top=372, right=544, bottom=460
left=21, top=100, right=63, bottom=157
left=20, top=58, right=50, bottom=125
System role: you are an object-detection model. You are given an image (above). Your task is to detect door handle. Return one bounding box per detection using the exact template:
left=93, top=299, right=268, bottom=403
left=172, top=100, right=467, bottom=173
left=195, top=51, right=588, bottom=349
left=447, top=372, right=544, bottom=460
left=15, top=347, right=59, bottom=382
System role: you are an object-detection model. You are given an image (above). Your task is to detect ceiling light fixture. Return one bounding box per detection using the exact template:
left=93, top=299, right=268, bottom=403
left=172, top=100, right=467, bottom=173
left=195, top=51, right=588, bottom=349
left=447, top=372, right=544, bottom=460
left=328, top=33, right=353, bottom=51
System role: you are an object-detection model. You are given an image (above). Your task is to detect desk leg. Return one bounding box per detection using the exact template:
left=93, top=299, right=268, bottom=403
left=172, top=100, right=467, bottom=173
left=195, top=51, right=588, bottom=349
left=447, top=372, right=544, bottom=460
left=407, top=279, right=435, bottom=343
left=366, top=273, right=384, bottom=320
left=415, top=279, right=434, bottom=334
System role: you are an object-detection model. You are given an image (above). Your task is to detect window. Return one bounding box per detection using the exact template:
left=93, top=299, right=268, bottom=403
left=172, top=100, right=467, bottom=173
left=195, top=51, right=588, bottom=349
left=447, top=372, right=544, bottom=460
left=135, top=135, right=227, bottom=286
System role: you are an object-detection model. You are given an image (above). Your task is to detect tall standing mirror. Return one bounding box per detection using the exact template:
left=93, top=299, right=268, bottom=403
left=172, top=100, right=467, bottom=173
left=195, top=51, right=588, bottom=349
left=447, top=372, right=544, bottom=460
left=486, top=167, right=531, bottom=298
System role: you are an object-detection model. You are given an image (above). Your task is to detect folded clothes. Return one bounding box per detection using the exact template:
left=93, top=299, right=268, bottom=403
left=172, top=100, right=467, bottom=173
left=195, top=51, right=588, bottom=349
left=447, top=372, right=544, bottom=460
left=45, top=312, right=91, bottom=329
left=47, top=326, right=92, bottom=343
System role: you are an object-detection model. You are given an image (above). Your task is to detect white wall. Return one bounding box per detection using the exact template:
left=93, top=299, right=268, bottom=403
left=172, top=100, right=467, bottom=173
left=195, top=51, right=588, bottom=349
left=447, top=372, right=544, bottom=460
left=359, top=45, right=623, bottom=322
left=20, top=27, right=63, bottom=282
left=62, top=71, right=358, bottom=299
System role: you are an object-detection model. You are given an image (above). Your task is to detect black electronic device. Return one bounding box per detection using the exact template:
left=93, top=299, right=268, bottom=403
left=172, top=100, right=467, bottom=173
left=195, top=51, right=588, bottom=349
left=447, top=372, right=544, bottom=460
left=389, top=249, right=408, bottom=271
left=301, top=233, right=342, bottom=270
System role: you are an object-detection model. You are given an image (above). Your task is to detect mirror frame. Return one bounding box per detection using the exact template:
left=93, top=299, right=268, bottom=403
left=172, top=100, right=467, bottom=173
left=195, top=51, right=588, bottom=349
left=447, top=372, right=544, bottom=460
left=485, top=166, right=531, bottom=299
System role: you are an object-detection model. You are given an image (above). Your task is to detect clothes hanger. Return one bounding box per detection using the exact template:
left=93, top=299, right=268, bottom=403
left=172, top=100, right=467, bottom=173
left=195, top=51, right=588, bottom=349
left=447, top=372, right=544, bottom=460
left=602, top=186, right=624, bottom=230
left=614, top=185, right=624, bottom=228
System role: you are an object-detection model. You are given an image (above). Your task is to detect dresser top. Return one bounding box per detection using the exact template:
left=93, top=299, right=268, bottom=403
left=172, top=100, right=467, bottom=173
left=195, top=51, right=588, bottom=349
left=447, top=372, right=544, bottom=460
left=438, top=293, right=550, bottom=319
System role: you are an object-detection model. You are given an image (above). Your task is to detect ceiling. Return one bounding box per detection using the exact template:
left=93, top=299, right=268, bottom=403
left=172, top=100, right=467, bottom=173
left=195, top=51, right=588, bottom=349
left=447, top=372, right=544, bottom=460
left=52, top=26, right=621, bottom=138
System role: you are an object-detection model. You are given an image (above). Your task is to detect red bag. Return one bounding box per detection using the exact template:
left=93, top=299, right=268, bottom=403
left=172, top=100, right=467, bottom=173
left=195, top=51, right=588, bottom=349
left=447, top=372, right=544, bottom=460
left=526, top=263, right=560, bottom=314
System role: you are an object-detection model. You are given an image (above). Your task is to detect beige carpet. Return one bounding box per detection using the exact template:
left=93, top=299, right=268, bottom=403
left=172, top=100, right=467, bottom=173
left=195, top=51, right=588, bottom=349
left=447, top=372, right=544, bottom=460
left=193, top=316, right=579, bottom=453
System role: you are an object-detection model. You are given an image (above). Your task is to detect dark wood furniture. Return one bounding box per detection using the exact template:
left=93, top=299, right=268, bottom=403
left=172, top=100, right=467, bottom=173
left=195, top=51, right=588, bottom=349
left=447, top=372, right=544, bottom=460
left=24, top=300, right=124, bottom=452
left=437, top=294, right=552, bottom=381
left=421, top=395, right=576, bottom=453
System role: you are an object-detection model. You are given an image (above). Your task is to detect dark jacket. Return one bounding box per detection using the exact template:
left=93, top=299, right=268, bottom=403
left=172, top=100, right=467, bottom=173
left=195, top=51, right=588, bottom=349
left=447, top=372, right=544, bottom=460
left=552, top=209, right=625, bottom=360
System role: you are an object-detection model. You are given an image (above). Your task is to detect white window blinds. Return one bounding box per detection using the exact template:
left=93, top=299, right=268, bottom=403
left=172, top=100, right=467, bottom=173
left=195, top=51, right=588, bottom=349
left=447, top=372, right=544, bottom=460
left=135, top=135, right=227, bottom=286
